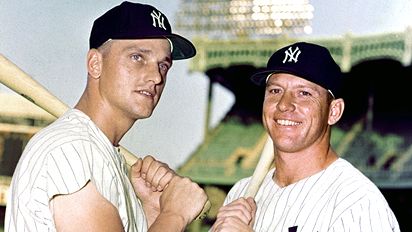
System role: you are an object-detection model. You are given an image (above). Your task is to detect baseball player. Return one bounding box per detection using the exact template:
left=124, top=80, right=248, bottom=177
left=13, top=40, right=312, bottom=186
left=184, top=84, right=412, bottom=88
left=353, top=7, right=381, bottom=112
left=5, top=1, right=207, bottom=231
left=211, top=42, right=400, bottom=232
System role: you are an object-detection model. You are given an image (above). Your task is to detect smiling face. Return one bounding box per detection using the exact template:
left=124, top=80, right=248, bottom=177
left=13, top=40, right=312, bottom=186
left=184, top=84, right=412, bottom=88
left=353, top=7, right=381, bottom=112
left=263, top=73, right=341, bottom=154
left=95, top=38, right=172, bottom=121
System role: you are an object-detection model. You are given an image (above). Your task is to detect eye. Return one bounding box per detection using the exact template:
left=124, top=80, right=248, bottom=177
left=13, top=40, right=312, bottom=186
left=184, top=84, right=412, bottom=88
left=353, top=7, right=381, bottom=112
left=299, top=90, right=312, bottom=96
left=269, top=88, right=281, bottom=94
left=159, top=63, right=170, bottom=72
left=131, top=54, right=143, bottom=61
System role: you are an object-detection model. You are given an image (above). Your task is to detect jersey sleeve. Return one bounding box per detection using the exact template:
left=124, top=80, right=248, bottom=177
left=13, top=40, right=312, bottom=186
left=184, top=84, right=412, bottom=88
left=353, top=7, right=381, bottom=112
left=45, top=140, right=94, bottom=199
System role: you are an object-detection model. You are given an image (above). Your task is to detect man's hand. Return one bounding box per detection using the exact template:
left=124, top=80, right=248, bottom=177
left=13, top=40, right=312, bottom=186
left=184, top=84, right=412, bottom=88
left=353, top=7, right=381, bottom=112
left=129, top=155, right=208, bottom=231
left=129, top=155, right=175, bottom=224
left=130, top=155, right=174, bottom=192
left=159, top=175, right=208, bottom=224
left=147, top=175, right=208, bottom=231
left=211, top=197, right=257, bottom=232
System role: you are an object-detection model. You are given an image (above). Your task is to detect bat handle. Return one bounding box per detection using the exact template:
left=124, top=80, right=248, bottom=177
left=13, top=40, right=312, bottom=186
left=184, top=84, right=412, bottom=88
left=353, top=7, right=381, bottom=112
left=197, top=200, right=211, bottom=220
left=244, top=136, right=274, bottom=198
left=118, top=146, right=139, bottom=168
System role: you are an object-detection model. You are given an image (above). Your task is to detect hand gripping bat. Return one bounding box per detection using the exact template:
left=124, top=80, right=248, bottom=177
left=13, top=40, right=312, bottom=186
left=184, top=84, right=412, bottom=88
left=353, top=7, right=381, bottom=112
left=0, top=53, right=210, bottom=220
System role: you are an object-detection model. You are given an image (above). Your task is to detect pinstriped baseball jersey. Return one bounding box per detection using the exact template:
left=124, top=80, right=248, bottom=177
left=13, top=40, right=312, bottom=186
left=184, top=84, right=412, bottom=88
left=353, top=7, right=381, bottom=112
left=5, top=109, right=147, bottom=232
left=224, top=158, right=400, bottom=232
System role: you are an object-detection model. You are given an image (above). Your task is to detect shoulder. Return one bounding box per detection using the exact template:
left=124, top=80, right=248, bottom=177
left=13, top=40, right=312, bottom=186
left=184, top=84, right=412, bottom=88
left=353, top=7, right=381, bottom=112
left=329, top=190, right=399, bottom=231
left=43, top=108, right=94, bottom=138
left=15, top=109, right=111, bottom=195
left=330, top=159, right=382, bottom=194
left=326, top=159, right=386, bottom=203
left=327, top=159, right=400, bottom=231
left=24, top=109, right=106, bottom=157
left=225, top=168, right=275, bottom=203
left=27, top=109, right=90, bottom=145
left=225, top=176, right=251, bottom=200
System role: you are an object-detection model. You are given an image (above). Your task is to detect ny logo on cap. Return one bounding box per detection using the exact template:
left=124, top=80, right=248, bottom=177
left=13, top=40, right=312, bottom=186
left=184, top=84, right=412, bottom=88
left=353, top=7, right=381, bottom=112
left=283, top=46, right=301, bottom=64
left=151, top=10, right=166, bottom=30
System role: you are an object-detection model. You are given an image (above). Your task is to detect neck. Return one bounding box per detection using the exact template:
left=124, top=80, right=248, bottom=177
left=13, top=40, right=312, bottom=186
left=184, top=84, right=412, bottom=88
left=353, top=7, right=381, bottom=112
left=273, top=144, right=338, bottom=187
left=75, top=92, right=135, bottom=146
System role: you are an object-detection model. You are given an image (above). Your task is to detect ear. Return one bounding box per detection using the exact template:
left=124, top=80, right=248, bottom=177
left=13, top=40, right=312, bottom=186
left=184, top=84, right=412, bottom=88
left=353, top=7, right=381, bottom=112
left=87, top=49, right=102, bottom=79
left=328, top=98, right=345, bottom=125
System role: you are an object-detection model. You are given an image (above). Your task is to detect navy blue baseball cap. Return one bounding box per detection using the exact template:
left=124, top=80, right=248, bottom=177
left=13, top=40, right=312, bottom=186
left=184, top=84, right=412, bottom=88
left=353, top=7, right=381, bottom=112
left=89, top=1, right=196, bottom=60
left=251, top=42, right=343, bottom=98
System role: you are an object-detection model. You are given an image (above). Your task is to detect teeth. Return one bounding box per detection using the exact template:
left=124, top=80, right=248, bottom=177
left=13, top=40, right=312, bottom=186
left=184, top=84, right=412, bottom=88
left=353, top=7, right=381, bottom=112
left=139, top=90, right=152, bottom=96
left=277, top=119, right=300, bottom=126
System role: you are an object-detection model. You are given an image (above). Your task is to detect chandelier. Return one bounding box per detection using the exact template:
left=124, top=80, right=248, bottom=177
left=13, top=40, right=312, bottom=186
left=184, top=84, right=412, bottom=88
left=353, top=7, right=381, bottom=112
left=175, top=0, right=314, bottom=39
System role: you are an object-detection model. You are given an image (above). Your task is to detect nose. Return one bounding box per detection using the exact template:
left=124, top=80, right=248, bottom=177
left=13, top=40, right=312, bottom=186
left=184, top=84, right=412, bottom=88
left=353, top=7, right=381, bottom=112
left=276, top=92, right=296, bottom=112
left=145, top=63, right=163, bottom=85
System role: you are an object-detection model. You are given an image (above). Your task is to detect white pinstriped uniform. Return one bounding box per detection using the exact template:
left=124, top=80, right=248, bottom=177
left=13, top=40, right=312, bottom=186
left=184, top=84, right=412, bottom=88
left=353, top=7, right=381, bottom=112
left=224, top=158, right=400, bottom=232
left=5, top=109, right=147, bottom=232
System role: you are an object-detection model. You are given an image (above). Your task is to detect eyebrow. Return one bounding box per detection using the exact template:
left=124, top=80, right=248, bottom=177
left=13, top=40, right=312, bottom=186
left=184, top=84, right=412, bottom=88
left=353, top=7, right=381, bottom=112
left=295, top=84, right=323, bottom=96
left=122, top=45, right=172, bottom=65
left=267, top=81, right=322, bottom=93
left=122, top=45, right=151, bottom=54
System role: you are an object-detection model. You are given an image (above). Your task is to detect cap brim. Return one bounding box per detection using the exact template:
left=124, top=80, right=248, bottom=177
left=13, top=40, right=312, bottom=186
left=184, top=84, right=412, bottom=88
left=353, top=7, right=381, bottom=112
left=166, top=34, right=196, bottom=60
left=251, top=70, right=274, bottom=86
left=251, top=67, right=312, bottom=86
left=251, top=68, right=299, bottom=86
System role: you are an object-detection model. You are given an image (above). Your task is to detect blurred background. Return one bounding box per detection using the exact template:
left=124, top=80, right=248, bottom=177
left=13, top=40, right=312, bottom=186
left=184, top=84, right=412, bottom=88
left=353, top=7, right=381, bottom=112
left=1, top=0, right=412, bottom=231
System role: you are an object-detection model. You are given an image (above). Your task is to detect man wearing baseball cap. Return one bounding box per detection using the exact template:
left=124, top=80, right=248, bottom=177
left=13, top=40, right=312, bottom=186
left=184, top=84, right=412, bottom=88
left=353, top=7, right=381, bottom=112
left=6, top=2, right=207, bottom=231
left=211, top=42, right=400, bottom=231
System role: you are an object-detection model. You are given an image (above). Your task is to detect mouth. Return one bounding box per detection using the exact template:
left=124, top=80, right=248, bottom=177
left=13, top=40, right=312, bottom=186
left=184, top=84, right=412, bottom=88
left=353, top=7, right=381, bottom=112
left=136, top=90, right=155, bottom=98
left=276, top=119, right=301, bottom=126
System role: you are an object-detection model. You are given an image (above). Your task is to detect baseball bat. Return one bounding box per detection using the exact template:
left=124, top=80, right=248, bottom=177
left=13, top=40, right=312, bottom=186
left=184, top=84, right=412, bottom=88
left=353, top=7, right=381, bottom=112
left=0, top=53, right=210, bottom=220
left=244, top=136, right=274, bottom=198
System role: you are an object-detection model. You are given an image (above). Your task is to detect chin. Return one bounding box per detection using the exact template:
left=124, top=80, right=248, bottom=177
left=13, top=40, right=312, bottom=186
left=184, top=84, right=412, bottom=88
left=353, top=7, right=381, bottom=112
left=134, top=111, right=154, bottom=120
left=129, top=104, right=155, bottom=120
